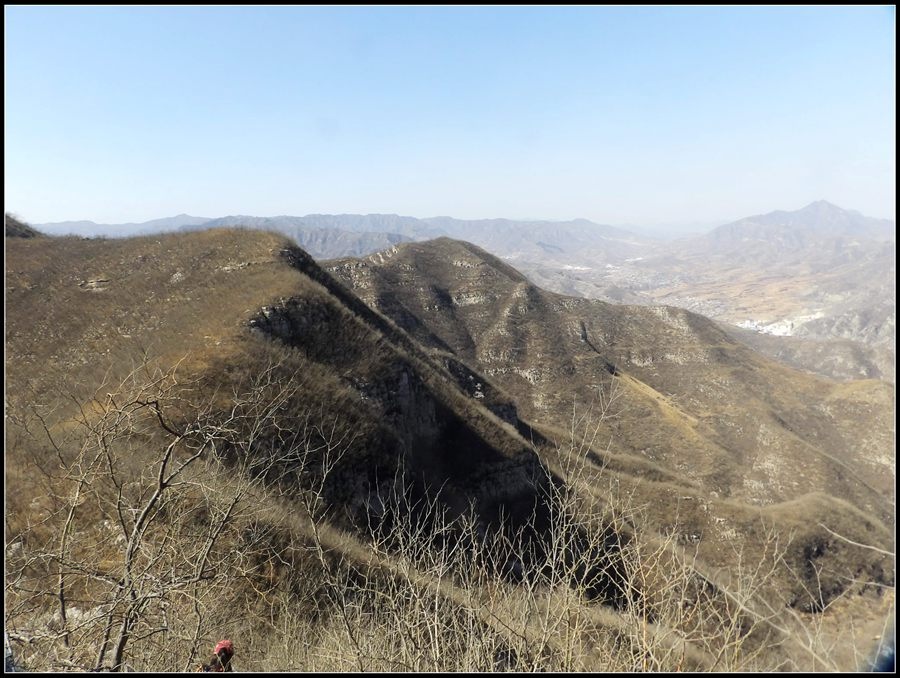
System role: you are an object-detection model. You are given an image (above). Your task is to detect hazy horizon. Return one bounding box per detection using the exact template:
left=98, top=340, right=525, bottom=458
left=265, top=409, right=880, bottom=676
left=17, top=209, right=720, bottom=240
left=6, top=6, right=896, bottom=228
left=22, top=198, right=893, bottom=239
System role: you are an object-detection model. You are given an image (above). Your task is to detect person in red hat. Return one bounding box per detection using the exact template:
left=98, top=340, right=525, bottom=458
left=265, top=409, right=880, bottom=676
left=199, top=639, right=234, bottom=672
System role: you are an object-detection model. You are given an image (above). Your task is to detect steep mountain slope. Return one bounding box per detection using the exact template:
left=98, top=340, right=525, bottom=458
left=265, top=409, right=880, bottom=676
left=5, top=225, right=893, bottom=671
left=5, top=227, right=580, bottom=667
left=326, top=238, right=894, bottom=519
left=5, top=213, right=44, bottom=238
left=5, top=229, right=552, bottom=533
left=325, top=239, right=896, bottom=635
left=3, top=227, right=541, bottom=670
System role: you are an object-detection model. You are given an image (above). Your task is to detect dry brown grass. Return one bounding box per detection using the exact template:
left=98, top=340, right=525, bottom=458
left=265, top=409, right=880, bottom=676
left=6, top=358, right=892, bottom=672
left=5, top=229, right=893, bottom=672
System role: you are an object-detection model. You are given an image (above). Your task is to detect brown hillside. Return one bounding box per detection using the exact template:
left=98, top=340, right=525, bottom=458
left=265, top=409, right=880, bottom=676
left=326, top=238, right=895, bottom=616
left=6, top=230, right=551, bottom=529
left=5, top=229, right=894, bottom=672
left=5, top=213, right=43, bottom=238
left=325, top=239, right=894, bottom=517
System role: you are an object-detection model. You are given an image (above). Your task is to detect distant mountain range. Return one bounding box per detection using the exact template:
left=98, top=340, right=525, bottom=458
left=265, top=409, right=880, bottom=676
left=619, top=201, right=895, bottom=359
left=667, top=200, right=894, bottom=268
left=33, top=200, right=892, bottom=260
left=34, top=212, right=651, bottom=262
left=30, top=201, right=895, bottom=378
left=709, top=200, right=894, bottom=244
left=34, top=213, right=211, bottom=238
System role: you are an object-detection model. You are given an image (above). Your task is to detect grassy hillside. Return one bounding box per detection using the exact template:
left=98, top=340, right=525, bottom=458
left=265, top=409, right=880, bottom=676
left=5, top=227, right=894, bottom=672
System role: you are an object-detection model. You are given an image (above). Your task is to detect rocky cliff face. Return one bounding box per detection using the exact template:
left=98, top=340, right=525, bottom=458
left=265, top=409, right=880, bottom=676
left=245, top=248, right=554, bottom=533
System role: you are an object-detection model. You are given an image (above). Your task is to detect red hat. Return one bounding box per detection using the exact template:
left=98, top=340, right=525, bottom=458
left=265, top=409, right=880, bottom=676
left=214, top=639, right=234, bottom=657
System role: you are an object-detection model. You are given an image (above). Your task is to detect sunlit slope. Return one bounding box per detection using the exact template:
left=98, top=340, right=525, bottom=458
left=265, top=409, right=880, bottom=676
left=325, top=238, right=895, bottom=522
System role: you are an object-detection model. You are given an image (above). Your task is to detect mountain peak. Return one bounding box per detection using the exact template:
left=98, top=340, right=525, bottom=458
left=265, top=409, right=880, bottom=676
left=799, top=200, right=847, bottom=214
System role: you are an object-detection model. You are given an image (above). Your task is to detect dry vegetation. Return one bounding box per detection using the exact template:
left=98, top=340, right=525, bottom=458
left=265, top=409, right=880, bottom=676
left=5, top=212, right=43, bottom=238
left=6, top=358, right=892, bottom=672
left=5, top=226, right=894, bottom=672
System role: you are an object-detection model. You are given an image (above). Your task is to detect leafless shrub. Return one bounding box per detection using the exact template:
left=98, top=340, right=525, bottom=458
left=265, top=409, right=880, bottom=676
left=6, top=368, right=890, bottom=672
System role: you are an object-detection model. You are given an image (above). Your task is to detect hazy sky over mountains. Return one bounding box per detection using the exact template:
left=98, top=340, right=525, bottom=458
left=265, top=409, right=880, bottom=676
left=5, top=6, right=895, bottom=229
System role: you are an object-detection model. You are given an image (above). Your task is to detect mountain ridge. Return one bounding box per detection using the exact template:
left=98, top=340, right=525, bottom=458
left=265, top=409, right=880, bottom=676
left=5, top=221, right=894, bottom=672
left=324, top=237, right=894, bottom=517
left=30, top=200, right=895, bottom=241
left=27, top=201, right=897, bottom=373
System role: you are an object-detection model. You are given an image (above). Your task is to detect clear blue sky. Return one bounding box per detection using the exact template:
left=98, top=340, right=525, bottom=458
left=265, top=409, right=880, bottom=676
left=5, top=6, right=896, bottom=229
